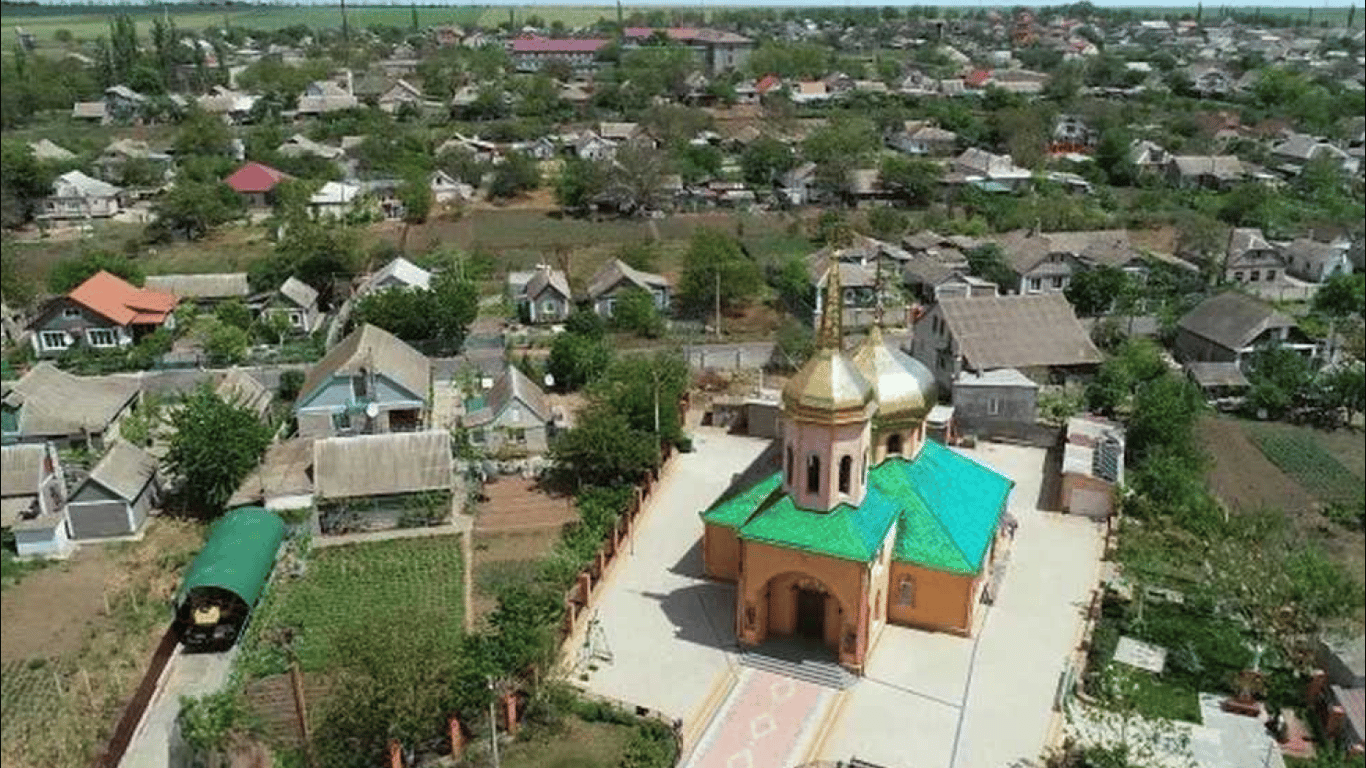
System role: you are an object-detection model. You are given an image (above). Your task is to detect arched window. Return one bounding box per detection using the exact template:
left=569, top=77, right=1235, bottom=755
left=838, top=455, right=853, bottom=494
left=806, top=455, right=821, bottom=494
left=785, top=445, right=794, bottom=485
left=887, top=433, right=903, bottom=456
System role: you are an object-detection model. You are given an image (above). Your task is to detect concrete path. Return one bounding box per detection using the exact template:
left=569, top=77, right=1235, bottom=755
left=119, top=648, right=236, bottom=768
left=682, top=668, right=833, bottom=768
left=576, top=428, right=771, bottom=723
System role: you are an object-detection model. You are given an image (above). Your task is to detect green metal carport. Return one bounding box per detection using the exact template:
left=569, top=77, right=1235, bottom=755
left=174, top=507, right=286, bottom=652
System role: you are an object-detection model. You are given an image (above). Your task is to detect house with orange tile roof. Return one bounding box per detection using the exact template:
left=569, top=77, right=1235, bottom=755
left=26, top=271, right=178, bottom=357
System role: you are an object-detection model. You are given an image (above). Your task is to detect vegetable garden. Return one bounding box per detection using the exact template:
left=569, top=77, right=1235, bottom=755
left=1247, top=427, right=1364, bottom=507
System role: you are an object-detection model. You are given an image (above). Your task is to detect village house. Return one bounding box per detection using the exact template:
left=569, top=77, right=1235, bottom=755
left=461, top=364, right=558, bottom=455
left=990, top=229, right=1146, bottom=297
left=224, top=161, right=291, bottom=208
left=1174, top=291, right=1317, bottom=368
left=1166, top=155, right=1246, bottom=190
left=1, top=363, right=141, bottom=450
left=215, top=369, right=273, bottom=422
left=276, top=133, right=345, bottom=161
left=620, top=27, right=754, bottom=73
left=294, top=324, right=430, bottom=438
left=145, top=273, right=251, bottom=309
left=510, top=37, right=611, bottom=73
left=948, top=148, right=1032, bottom=191
left=95, top=139, right=173, bottom=184
left=950, top=369, right=1039, bottom=442
left=911, top=294, right=1103, bottom=390
left=307, top=181, right=362, bottom=219
left=1281, top=237, right=1355, bottom=283
left=1307, top=635, right=1365, bottom=756
left=65, top=441, right=161, bottom=540
left=0, top=442, right=71, bottom=558
left=357, top=257, right=432, bottom=297
left=584, top=258, right=672, bottom=319
left=27, top=271, right=178, bottom=357
left=29, top=138, right=76, bottom=162
left=808, top=236, right=912, bottom=329
left=296, top=79, right=359, bottom=115
left=507, top=265, right=571, bottom=324
left=254, top=277, right=323, bottom=335
left=40, top=171, right=122, bottom=222
left=312, top=430, right=451, bottom=529
left=700, top=285, right=1014, bottom=673
left=1224, top=227, right=1286, bottom=285
left=1270, top=133, right=1359, bottom=176
left=196, top=85, right=257, bottom=123
left=887, top=121, right=959, bottom=157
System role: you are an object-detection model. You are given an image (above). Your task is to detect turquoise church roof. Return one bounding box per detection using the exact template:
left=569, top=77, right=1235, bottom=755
left=701, top=441, right=1014, bottom=575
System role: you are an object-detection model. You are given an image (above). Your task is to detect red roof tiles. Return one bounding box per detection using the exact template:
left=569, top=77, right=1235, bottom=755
left=510, top=37, right=610, bottom=54
left=68, top=271, right=178, bottom=326
left=224, top=162, right=290, bottom=194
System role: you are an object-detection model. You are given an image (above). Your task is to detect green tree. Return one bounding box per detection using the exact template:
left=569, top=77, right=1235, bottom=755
left=173, top=107, right=234, bottom=158
left=1, top=140, right=55, bottom=226
left=165, top=385, right=273, bottom=513
left=1319, top=363, right=1366, bottom=425
left=214, top=299, right=253, bottom=331
left=1245, top=346, right=1313, bottom=419
left=554, top=156, right=608, bottom=211
left=1065, top=265, right=1132, bottom=317
left=547, top=322, right=613, bottom=391
left=1127, top=373, right=1206, bottom=465
left=878, top=155, right=942, bottom=206
left=47, top=251, right=145, bottom=293
left=740, top=136, right=797, bottom=187
left=1313, top=273, right=1365, bottom=321
left=803, top=116, right=879, bottom=199
left=678, top=228, right=762, bottom=316
left=487, top=150, right=540, bottom=200
left=152, top=180, right=244, bottom=240
left=965, top=244, right=1016, bottom=291
left=603, top=143, right=669, bottom=215
left=612, top=287, right=665, bottom=338
left=198, top=318, right=250, bottom=367
left=589, top=352, right=690, bottom=444
left=548, top=406, right=659, bottom=487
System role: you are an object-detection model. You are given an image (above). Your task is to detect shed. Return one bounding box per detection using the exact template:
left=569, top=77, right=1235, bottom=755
left=66, top=441, right=160, bottom=539
left=174, top=507, right=286, bottom=652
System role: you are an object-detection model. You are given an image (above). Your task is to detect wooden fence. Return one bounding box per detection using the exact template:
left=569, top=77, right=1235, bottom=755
left=90, top=626, right=180, bottom=768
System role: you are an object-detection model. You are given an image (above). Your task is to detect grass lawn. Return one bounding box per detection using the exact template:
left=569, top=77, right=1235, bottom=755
left=1098, top=663, right=1202, bottom=724
left=499, top=716, right=638, bottom=768
left=241, top=535, right=465, bottom=677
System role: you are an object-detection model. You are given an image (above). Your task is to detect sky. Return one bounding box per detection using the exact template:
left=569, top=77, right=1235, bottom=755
left=9, top=0, right=1364, bottom=8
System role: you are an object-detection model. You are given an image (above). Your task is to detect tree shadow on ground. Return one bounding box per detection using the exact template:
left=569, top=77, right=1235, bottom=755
left=638, top=582, right=740, bottom=653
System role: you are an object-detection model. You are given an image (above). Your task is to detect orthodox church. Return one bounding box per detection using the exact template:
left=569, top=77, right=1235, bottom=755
left=700, top=270, right=1015, bottom=674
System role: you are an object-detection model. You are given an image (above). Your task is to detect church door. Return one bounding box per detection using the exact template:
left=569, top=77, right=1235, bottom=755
left=795, top=589, right=825, bottom=640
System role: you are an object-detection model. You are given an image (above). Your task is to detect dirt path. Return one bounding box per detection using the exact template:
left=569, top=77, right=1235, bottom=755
left=1, top=548, right=114, bottom=662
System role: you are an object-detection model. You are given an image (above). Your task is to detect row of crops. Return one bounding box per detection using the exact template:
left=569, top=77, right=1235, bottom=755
left=239, top=535, right=466, bottom=679
left=1247, top=427, right=1364, bottom=506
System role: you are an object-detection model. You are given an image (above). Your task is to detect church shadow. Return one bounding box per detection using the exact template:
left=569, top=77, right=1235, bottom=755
left=669, top=539, right=705, bottom=578
left=1036, top=443, right=1064, bottom=512
left=638, top=582, right=740, bottom=653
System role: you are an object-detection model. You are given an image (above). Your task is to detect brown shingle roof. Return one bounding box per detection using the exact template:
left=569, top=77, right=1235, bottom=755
left=939, top=294, right=1102, bottom=371
left=1177, top=291, right=1298, bottom=352
left=312, top=430, right=450, bottom=500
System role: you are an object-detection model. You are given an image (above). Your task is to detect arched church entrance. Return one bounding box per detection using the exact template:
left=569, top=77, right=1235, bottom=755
left=760, top=571, right=844, bottom=654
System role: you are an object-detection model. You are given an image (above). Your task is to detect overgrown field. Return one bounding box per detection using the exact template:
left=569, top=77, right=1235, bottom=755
left=239, top=535, right=465, bottom=678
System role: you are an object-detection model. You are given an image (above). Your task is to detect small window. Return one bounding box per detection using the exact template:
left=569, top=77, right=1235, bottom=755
left=1249, top=270, right=1260, bottom=282
left=508, top=427, right=527, bottom=444
left=1028, top=278, right=1042, bottom=292
left=838, top=455, right=853, bottom=494
left=1051, top=276, right=1065, bottom=289
left=1233, top=271, right=1245, bottom=282
left=987, top=396, right=1000, bottom=416
left=288, top=311, right=304, bottom=328
left=332, top=411, right=352, bottom=432
left=470, top=428, right=486, bottom=444
left=352, top=374, right=368, bottom=399
left=41, top=331, right=69, bottom=350
left=897, top=577, right=916, bottom=607
left=62, top=307, right=82, bottom=319
left=785, top=445, right=794, bottom=485
left=887, top=434, right=903, bottom=456
left=1265, top=270, right=1275, bottom=282
left=542, top=300, right=558, bottom=314
left=87, top=328, right=117, bottom=347
left=806, top=455, right=821, bottom=495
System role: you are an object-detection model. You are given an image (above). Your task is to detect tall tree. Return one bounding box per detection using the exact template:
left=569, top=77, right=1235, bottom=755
left=165, top=386, right=274, bottom=513
left=678, top=228, right=762, bottom=316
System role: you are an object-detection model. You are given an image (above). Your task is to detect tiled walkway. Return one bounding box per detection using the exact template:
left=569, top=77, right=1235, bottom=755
left=683, top=668, right=833, bottom=768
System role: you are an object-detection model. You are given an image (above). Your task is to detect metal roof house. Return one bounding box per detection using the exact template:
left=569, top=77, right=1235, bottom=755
left=294, top=324, right=430, bottom=439
left=66, top=441, right=161, bottom=540
left=460, top=364, right=557, bottom=456
left=2, top=362, right=141, bottom=450
left=1174, top=291, right=1317, bottom=367
left=584, top=258, right=672, bottom=320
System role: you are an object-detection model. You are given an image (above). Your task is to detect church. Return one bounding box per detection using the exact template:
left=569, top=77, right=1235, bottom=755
left=700, top=271, right=1015, bottom=674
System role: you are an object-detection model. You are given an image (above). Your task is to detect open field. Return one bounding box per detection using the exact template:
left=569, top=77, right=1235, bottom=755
left=0, top=518, right=205, bottom=768
left=241, top=534, right=465, bottom=676
left=1200, top=414, right=1366, bottom=582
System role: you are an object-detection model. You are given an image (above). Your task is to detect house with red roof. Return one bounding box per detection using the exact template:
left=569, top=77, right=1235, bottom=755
left=755, top=74, right=782, bottom=96
left=224, top=161, right=292, bottom=208
left=965, top=69, right=994, bottom=89
left=26, top=271, right=179, bottom=357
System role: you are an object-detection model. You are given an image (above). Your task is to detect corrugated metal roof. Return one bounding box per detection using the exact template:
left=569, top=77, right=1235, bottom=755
left=585, top=259, right=669, bottom=300
left=1177, top=291, right=1297, bottom=352
left=4, top=362, right=139, bottom=438
left=703, top=441, right=1013, bottom=573
left=938, top=294, right=1102, bottom=371
left=145, top=273, right=250, bottom=299
left=297, top=324, right=430, bottom=408
left=216, top=369, right=272, bottom=419
left=0, top=444, right=46, bottom=498
left=175, top=507, right=285, bottom=610
left=313, top=430, right=451, bottom=499
left=85, top=440, right=158, bottom=501
left=278, top=277, right=318, bottom=309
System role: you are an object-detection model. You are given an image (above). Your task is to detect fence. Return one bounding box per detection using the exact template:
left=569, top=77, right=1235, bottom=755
left=90, top=626, right=180, bottom=768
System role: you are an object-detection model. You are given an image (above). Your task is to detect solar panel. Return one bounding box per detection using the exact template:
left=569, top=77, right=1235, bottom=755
left=1092, top=435, right=1122, bottom=483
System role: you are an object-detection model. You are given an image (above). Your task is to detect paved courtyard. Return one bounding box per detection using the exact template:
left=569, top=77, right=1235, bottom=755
left=576, top=428, right=771, bottom=723
left=577, top=435, right=1104, bottom=768
left=814, top=443, right=1106, bottom=768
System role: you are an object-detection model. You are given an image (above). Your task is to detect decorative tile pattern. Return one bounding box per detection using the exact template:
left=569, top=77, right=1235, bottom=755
left=685, top=670, right=828, bottom=768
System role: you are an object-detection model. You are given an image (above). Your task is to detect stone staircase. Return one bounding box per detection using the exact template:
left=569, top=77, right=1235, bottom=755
left=738, top=643, right=857, bottom=690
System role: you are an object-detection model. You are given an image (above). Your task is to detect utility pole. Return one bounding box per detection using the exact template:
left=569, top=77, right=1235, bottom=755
left=487, top=678, right=501, bottom=768
left=340, top=0, right=350, bottom=69
left=714, top=269, right=721, bottom=339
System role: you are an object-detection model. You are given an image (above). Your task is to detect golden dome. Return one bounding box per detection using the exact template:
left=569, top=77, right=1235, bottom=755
left=781, top=347, right=874, bottom=424
left=852, top=326, right=937, bottom=421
